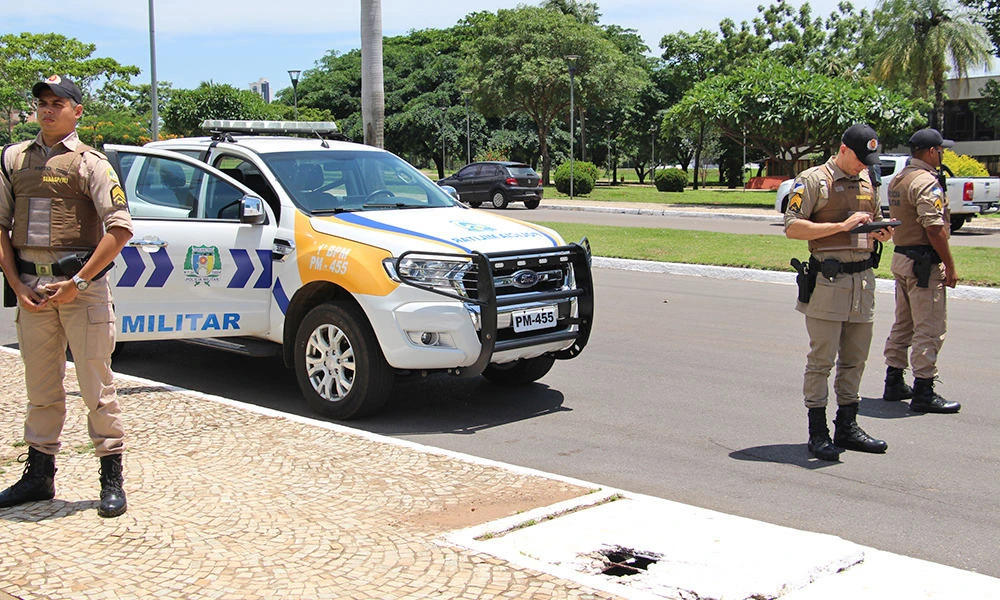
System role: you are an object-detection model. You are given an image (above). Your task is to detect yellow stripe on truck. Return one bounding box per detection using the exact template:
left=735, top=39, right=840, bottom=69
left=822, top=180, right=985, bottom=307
left=294, top=211, right=399, bottom=296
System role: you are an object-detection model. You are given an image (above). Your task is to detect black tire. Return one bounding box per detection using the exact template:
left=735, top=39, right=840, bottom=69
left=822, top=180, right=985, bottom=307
left=523, top=199, right=540, bottom=209
left=951, top=215, right=966, bottom=232
left=482, top=356, right=555, bottom=384
left=468, top=200, right=482, bottom=208
left=293, top=302, right=393, bottom=420
left=491, top=190, right=509, bottom=209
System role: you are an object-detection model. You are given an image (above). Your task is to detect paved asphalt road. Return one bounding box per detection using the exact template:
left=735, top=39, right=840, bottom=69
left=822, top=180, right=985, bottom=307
left=1, top=209, right=997, bottom=578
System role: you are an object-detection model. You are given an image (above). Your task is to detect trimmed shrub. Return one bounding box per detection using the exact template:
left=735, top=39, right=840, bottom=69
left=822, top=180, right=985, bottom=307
left=655, top=168, right=687, bottom=192
left=943, top=149, right=990, bottom=177
left=553, top=161, right=598, bottom=195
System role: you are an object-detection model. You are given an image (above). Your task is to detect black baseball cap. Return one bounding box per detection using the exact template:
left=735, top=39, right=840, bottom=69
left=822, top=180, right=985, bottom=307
left=841, top=123, right=881, bottom=166
left=909, top=128, right=954, bottom=150
left=32, top=75, right=83, bottom=104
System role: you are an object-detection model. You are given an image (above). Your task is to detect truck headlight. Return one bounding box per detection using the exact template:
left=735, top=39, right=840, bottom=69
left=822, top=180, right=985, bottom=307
left=383, top=256, right=473, bottom=296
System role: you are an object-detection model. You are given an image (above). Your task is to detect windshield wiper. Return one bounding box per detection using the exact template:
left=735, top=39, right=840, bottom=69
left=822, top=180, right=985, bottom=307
left=310, top=207, right=358, bottom=215
left=362, top=202, right=426, bottom=209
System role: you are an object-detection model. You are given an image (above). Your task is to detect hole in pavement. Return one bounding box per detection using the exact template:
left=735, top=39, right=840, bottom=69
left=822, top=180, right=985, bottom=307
left=599, top=546, right=660, bottom=577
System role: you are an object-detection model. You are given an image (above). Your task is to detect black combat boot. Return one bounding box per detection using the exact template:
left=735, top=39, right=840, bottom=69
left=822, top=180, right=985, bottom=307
left=0, top=447, right=56, bottom=508
left=882, top=366, right=913, bottom=402
left=834, top=404, right=887, bottom=454
left=807, top=407, right=842, bottom=461
left=98, top=454, right=127, bottom=518
left=911, top=378, right=961, bottom=414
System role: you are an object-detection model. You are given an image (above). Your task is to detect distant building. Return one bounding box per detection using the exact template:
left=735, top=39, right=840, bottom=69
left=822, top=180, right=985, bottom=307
left=250, top=78, right=271, bottom=103
left=943, top=75, right=999, bottom=173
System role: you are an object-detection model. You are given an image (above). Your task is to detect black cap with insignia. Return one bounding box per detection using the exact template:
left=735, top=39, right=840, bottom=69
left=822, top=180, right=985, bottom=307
left=841, top=123, right=881, bottom=166
left=32, top=75, right=83, bottom=105
left=908, top=128, right=954, bottom=150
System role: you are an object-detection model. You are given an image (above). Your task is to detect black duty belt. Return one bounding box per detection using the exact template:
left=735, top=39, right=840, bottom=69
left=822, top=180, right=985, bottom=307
left=894, top=245, right=941, bottom=264
left=809, top=254, right=877, bottom=280
left=16, top=253, right=112, bottom=280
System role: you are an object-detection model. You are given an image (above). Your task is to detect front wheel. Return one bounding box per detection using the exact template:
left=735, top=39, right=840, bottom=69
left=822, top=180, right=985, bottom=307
left=482, top=356, right=555, bottom=384
left=294, top=302, right=393, bottom=419
left=491, top=190, right=509, bottom=209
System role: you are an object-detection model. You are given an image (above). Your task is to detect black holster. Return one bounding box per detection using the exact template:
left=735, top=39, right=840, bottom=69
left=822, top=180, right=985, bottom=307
left=791, top=258, right=818, bottom=303
left=2, top=275, right=14, bottom=308
left=896, top=246, right=941, bottom=288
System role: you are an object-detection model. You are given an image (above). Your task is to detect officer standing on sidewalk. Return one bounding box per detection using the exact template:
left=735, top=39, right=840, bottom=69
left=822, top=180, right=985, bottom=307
left=785, top=124, right=893, bottom=461
left=0, top=75, right=133, bottom=517
left=881, top=128, right=961, bottom=414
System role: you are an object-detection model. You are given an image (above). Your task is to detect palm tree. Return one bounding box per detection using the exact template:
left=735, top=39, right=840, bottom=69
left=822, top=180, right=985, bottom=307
left=872, top=0, right=993, bottom=129
left=360, top=0, right=384, bottom=148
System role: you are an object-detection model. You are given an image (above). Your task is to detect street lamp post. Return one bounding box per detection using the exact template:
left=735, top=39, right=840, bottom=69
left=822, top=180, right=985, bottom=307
left=463, top=89, right=472, bottom=165
left=288, top=69, right=301, bottom=120
left=565, top=55, right=580, bottom=200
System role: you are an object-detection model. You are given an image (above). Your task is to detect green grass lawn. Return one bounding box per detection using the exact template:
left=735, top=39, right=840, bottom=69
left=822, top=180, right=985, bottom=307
left=537, top=221, right=1000, bottom=288
left=547, top=184, right=775, bottom=207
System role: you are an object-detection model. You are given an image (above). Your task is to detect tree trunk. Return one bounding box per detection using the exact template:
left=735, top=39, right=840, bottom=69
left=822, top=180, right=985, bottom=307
left=692, top=121, right=705, bottom=190
left=538, top=124, right=551, bottom=185
left=361, top=0, right=385, bottom=148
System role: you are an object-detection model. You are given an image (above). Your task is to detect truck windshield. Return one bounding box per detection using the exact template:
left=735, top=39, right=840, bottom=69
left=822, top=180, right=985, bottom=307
left=265, top=150, right=458, bottom=214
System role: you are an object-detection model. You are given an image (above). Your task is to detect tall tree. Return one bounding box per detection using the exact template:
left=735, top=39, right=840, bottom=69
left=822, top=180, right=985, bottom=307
left=959, top=0, right=1000, bottom=52
left=460, top=7, right=647, bottom=184
left=360, top=0, right=385, bottom=148
left=668, top=59, right=922, bottom=177
left=871, top=0, right=992, bottom=129
left=161, top=82, right=275, bottom=137
left=0, top=32, right=138, bottom=140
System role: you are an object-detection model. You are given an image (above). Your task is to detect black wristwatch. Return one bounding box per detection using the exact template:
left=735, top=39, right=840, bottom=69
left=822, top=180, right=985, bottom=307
left=72, top=274, right=90, bottom=291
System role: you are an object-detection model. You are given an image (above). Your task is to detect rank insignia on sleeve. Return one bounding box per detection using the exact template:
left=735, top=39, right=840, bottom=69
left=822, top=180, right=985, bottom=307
left=111, top=184, right=128, bottom=208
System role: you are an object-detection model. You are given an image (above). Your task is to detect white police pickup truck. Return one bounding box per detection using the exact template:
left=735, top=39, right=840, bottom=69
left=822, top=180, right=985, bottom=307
left=103, top=120, right=593, bottom=419
left=775, top=154, right=999, bottom=231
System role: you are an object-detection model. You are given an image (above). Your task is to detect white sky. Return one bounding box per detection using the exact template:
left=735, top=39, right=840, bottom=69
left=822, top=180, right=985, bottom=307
left=6, top=0, right=893, bottom=93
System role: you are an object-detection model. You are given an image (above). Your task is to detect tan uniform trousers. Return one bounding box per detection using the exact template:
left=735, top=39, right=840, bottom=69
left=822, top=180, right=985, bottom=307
left=803, top=317, right=873, bottom=409
left=14, top=275, right=123, bottom=457
left=799, top=269, right=877, bottom=409
left=883, top=252, right=947, bottom=380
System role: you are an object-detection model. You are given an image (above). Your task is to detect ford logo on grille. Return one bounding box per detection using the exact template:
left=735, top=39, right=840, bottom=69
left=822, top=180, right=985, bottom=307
left=511, top=269, right=540, bottom=288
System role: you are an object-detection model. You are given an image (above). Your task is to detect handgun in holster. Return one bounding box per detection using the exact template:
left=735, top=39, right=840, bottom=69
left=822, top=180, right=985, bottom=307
left=790, top=258, right=818, bottom=303
left=2, top=275, right=14, bottom=308
left=905, top=247, right=939, bottom=288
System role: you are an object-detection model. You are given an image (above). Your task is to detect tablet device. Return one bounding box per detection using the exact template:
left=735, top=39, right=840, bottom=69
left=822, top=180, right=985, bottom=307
left=851, top=220, right=901, bottom=233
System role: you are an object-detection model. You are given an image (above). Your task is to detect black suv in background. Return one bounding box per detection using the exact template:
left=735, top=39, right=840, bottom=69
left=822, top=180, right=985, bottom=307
left=438, top=161, right=543, bottom=209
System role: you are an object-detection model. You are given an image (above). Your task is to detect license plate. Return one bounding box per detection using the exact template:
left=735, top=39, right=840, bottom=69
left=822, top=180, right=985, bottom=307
left=512, top=306, right=558, bottom=332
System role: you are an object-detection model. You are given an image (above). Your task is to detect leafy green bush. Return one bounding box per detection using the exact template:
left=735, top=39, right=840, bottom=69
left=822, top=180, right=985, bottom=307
left=554, top=161, right=598, bottom=195
left=943, top=149, right=990, bottom=177
left=655, top=168, right=687, bottom=192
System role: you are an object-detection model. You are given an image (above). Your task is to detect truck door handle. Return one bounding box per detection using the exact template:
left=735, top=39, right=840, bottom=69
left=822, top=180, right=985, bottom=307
left=129, top=238, right=168, bottom=252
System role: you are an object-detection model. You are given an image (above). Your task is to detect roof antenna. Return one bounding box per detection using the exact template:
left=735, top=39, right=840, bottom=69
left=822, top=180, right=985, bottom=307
left=315, top=131, right=329, bottom=148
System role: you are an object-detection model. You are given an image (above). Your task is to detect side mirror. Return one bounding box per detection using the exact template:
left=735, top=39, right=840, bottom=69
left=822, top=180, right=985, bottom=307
left=240, top=196, right=266, bottom=224
left=438, top=184, right=462, bottom=203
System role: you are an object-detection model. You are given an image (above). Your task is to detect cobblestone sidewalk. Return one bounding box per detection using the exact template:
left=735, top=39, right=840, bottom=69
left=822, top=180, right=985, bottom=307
left=0, top=350, right=618, bottom=600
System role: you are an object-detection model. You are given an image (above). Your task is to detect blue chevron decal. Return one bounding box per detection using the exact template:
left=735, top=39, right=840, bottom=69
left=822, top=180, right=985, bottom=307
left=147, top=248, right=173, bottom=287
left=254, top=249, right=272, bottom=288
left=117, top=247, right=145, bottom=288
left=228, top=249, right=254, bottom=289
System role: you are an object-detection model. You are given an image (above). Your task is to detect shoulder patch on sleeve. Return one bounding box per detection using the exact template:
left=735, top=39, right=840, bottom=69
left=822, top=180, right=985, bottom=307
left=110, top=184, right=128, bottom=209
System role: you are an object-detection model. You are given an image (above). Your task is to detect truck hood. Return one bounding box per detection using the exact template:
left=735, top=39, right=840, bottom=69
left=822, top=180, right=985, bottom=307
left=309, top=207, right=565, bottom=255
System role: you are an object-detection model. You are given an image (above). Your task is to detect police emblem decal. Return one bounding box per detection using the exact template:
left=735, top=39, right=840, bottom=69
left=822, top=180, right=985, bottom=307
left=184, top=245, right=223, bottom=286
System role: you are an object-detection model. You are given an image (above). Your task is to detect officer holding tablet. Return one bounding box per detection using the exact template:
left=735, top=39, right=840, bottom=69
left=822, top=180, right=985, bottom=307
left=785, top=124, right=895, bottom=461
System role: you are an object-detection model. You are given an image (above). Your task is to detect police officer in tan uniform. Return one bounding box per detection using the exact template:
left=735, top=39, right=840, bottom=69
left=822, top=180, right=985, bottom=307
left=785, top=124, right=893, bottom=461
left=0, top=76, right=133, bottom=517
left=881, top=128, right=961, bottom=414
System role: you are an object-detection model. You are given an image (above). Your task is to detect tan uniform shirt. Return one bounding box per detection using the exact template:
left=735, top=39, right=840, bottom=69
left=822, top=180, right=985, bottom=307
left=0, top=130, right=132, bottom=266
left=888, top=157, right=948, bottom=246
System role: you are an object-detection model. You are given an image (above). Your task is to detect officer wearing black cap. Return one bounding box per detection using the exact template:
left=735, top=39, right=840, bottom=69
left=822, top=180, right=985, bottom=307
left=881, top=127, right=961, bottom=414
left=0, top=75, right=133, bottom=516
left=784, top=124, right=893, bottom=461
